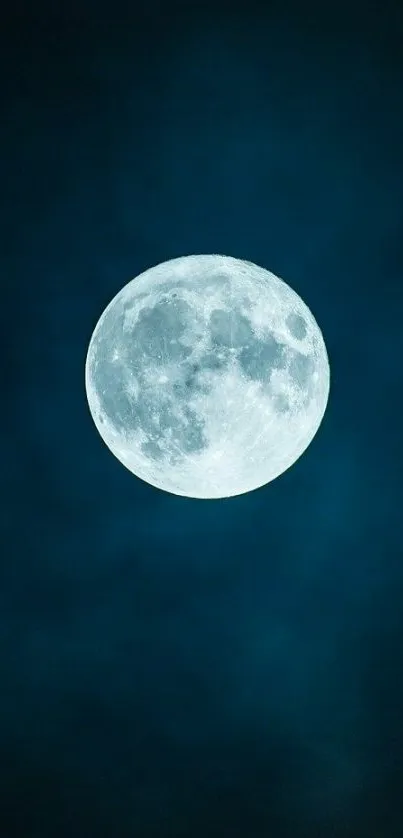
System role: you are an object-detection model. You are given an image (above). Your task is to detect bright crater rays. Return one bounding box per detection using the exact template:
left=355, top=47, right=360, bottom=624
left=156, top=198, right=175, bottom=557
left=85, top=254, right=330, bottom=498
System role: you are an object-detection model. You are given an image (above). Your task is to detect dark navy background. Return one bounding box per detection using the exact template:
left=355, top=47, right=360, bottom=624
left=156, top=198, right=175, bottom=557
left=2, top=1, right=403, bottom=836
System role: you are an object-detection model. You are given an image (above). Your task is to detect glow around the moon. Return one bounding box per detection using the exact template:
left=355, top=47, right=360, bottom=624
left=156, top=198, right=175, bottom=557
left=85, top=255, right=330, bottom=499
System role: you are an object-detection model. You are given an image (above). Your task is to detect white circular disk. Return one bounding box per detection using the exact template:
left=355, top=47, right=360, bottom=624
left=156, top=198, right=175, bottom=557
left=85, top=255, right=330, bottom=499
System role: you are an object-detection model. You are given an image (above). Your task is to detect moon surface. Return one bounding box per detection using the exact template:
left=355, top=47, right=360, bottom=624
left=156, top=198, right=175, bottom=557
left=85, top=254, right=330, bottom=499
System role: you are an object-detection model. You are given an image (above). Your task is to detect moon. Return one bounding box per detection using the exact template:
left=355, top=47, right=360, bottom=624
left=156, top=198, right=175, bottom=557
left=85, top=254, right=330, bottom=499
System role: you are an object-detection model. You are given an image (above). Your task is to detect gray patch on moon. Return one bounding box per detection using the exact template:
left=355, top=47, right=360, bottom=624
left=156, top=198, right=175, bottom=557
left=140, top=402, right=207, bottom=465
left=172, top=353, right=228, bottom=399
left=272, top=393, right=290, bottom=413
left=198, top=353, right=227, bottom=373
left=128, top=298, right=193, bottom=366
left=238, top=335, right=286, bottom=382
left=286, top=312, right=307, bottom=340
left=209, top=308, right=255, bottom=349
left=287, top=351, right=315, bottom=390
left=141, top=438, right=164, bottom=461
left=207, top=308, right=292, bottom=388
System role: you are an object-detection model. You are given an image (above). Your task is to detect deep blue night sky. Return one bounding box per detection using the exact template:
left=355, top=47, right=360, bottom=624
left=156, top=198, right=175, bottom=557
left=2, top=1, right=403, bottom=836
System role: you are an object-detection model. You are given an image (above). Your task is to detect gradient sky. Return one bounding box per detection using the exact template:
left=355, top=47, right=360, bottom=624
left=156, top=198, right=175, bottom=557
left=2, top=1, right=403, bottom=836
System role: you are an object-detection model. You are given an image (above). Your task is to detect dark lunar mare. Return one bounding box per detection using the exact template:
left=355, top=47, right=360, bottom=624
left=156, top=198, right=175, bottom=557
left=91, top=297, right=210, bottom=461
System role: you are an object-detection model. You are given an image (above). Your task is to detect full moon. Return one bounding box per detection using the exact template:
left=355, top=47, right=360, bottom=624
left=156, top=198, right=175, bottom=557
left=85, top=255, right=330, bottom=499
